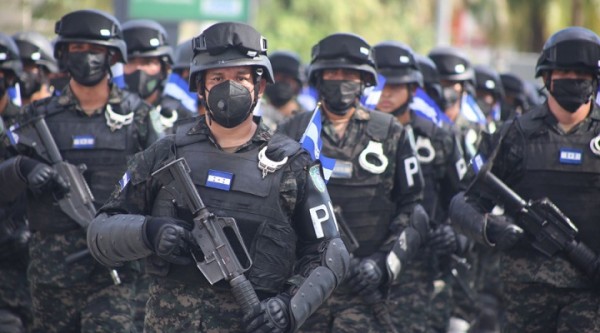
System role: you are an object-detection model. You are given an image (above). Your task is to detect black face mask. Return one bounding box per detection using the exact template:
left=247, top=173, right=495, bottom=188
left=20, top=71, right=42, bottom=99
left=441, top=86, right=460, bottom=110
left=0, top=78, right=6, bottom=99
left=206, top=80, right=254, bottom=128
left=550, top=78, right=595, bottom=113
left=477, top=100, right=494, bottom=117
left=319, top=80, right=361, bottom=115
left=125, top=69, right=163, bottom=99
left=66, top=52, right=109, bottom=87
left=264, top=82, right=295, bottom=108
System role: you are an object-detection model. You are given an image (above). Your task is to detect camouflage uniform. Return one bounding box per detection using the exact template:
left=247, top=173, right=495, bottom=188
left=94, top=115, right=346, bottom=333
left=465, top=103, right=600, bottom=332
left=280, top=106, right=426, bottom=333
left=0, top=102, right=33, bottom=333
left=0, top=83, right=159, bottom=333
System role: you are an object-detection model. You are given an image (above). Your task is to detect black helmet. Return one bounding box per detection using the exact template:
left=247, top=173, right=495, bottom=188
left=500, top=73, right=528, bottom=108
left=474, top=64, right=504, bottom=101
left=415, top=54, right=442, bottom=99
left=535, top=26, right=600, bottom=77
left=54, top=9, right=127, bottom=64
left=373, top=41, right=422, bottom=86
left=308, top=33, right=377, bottom=87
left=269, top=50, right=305, bottom=84
left=122, top=19, right=173, bottom=65
left=428, top=46, right=474, bottom=82
left=0, top=33, right=22, bottom=79
left=173, top=39, right=193, bottom=71
left=13, top=31, right=58, bottom=73
left=189, top=22, right=273, bottom=92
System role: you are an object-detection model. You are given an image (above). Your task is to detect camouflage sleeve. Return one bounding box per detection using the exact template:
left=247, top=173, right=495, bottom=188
left=99, top=135, right=176, bottom=215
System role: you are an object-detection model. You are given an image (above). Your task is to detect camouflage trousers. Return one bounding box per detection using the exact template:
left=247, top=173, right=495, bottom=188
left=27, top=230, right=137, bottom=332
left=131, top=270, right=150, bottom=333
left=29, top=280, right=135, bottom=333
left=0, top=262, right=32, bottom=333
left=502, top=282, right=600, bottom=333
left=144, top=277, right=245, bottom=333
left=388, top=259, right=434, bottom=333
left=298, top=290, right=389, bottom=333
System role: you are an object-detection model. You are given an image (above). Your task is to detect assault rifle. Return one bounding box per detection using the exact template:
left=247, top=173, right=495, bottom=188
left=151, top=158, right=259, bottom=315
left=10, top=116, right=120, bottom=285
left=12, top=116, right=96, bottom=226
left=470, top=162, right=600, bottom=282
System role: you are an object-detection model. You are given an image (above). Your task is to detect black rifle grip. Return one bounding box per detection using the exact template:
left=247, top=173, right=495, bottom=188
left=230, top=274, right=260, bottom=315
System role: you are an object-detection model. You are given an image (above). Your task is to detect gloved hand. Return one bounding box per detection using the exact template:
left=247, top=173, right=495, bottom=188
left=145, top=216, right=194, bottom=265
left=485, top=215, right=524, bottom=251
left=345, top=253, right=387, bottom=297
left=19, top=156, right=69, bottom=197
left=243, top=295, right=290, bottom=333
left=428, top=224, right=458, bottom=255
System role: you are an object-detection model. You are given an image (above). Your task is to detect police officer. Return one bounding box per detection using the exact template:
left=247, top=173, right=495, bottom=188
left=450, top=26, right=600, bottom=332
left=0, top=33, right=23, bottom=126
left=0, top=9, right=162, bottom=332
left=122, top=19, right=190, bottom=134
left=261, top=51, right=307, bottom=131
left=0, top=32, right=33, bottom=333
left=86, top=22, right=349, bottom=333
left=429, top=47, right=486, bottom=160
left=499, top=72, right=536, bottom=119
left=278, top=33, right=428, bottom=333
left=474, top=64, right=504, bottom=133
left=167, top=38, right=205, bottom=115
left=373, top=41, right=467, bottom=333
left=13, top=31, right=58, bottom=106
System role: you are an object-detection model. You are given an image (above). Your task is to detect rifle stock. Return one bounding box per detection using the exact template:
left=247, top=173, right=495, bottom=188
left=152, top=158, right=260, bottom=315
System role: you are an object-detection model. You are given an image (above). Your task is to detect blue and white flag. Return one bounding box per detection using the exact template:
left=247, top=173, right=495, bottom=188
left=297, top=86, right=318, bottom=112
left=360, top=73, right=386, bottom=109
left=163, top=72, right=197, bottom=114
left=111, top=63, right=126, bottom=89
left=461, top=93, right=487, bottom=125
left=8, top=84, right=21, bottom=107
left=410, top=87, right=451, bottom=127
left=299, top=104, right=336, bottom=182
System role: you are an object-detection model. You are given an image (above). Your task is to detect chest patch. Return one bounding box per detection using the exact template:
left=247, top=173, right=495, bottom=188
left=559, top=148, right=583, bottom=165
left=206, top=169, right=234, bottom=191
left=330, top=160, right=353, bottom=179
left=72, top=135, right=95, bottom=149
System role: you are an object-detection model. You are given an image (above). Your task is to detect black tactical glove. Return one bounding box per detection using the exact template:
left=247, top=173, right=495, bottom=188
left=243, top=294, right=291, bottom=333
left=145, top=216, right=194, bottom=265
left=428, top=224, right=458, bottom=255
left=485, top=215, right=523, bottom=251
left=19, top=156, right=69, bottom=197
left=346, top=253, right=388, bottom=297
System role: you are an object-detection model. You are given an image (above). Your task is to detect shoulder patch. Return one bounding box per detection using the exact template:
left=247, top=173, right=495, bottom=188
left=309, top=165, right=326, bottom=193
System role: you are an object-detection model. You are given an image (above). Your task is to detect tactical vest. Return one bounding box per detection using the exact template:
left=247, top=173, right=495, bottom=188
left=324, top=111, right=397, bottom=257
left=153, top=120, right=298, bottom=293
left=27, top=96, right=142, bottom=232
left=513, top=115, right=600, bottom=254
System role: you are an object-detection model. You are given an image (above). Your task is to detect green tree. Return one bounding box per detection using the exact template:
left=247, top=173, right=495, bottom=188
left=255, top=0, right=438, bottom=62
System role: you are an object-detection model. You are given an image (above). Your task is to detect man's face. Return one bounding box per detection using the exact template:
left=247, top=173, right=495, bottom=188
left=377, top=83, right=410, bottom=113
left=124, top=56, right=162, bottom=76
left=273, top=72, right=301, bottom=94
left=321, top=68, right=361, bottom=82
left=68, top=42, right=107, bottom=55
left=202, top=65, right=265, bottom=100
left=549, top=69, right=593, bottom=89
